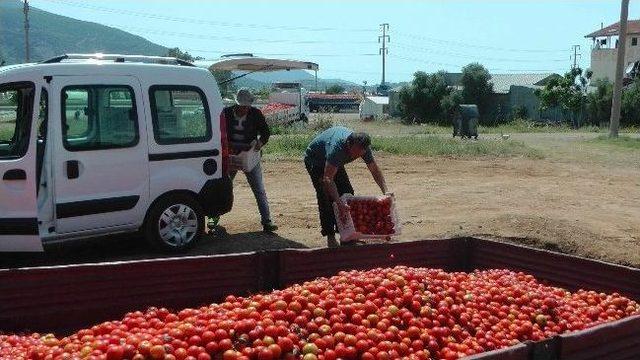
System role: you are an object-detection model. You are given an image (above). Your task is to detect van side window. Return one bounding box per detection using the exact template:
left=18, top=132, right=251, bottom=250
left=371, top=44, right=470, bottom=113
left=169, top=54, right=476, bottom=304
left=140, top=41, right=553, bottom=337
left=0, top=82, right=35, bottom=159
left=149, top=86, right=211, bottom=145
left=62, top=86, right=139, bottom=151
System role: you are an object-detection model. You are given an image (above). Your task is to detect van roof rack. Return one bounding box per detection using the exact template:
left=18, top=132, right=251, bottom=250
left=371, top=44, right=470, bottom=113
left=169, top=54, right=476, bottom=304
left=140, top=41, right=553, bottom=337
left=41, top=53, right=196, bottom=67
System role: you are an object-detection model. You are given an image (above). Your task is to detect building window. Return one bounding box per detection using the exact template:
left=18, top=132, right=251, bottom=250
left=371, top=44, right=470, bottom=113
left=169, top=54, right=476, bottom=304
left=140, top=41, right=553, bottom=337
left=632, top=37, right=638, bottom=46
left=62, top=85, right=139, bottom=151
left=149, top=86, right=211, bottom=145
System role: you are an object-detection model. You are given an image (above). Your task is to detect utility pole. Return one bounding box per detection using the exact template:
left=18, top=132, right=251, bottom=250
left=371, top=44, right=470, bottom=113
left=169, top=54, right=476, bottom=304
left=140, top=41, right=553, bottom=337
left=23, top=0, right=30, bottom=63
left=610, top=0, right=630, bottom=138
left=378, top=23, right=390, bottom=86
left=571, top=45, right=581, bottom=69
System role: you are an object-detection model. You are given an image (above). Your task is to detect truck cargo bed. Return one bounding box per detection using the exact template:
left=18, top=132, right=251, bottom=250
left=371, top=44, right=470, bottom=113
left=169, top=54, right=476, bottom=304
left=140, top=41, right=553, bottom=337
left=1, top=238, right=639, bottom=359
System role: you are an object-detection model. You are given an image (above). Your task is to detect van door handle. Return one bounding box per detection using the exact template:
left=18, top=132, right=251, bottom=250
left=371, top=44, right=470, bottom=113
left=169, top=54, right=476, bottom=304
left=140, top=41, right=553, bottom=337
left=3, top=169, right=26, bottom=180
left=66, top=160, right=80, bottom=179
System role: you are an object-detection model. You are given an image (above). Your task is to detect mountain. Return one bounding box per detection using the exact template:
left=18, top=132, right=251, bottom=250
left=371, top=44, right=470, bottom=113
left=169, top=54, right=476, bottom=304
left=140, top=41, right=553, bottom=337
left=0, top=0, right=167, bottom=64
left=244, top=70, right=315, bottom=84
left=229, top=70, right=359, bottom=91
left=0, top=0, right=363, bottom=91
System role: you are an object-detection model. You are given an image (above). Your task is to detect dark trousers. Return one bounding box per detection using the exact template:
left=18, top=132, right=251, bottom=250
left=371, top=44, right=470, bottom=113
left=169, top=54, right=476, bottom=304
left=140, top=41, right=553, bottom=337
left=306, top=162, right=354, bottom=236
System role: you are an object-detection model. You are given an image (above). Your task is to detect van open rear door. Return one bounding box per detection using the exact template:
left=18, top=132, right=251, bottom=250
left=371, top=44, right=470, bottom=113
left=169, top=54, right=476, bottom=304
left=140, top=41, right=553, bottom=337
left=0, top=82, right=43, bottom=252
left=195, top=55, right=319, bottom=84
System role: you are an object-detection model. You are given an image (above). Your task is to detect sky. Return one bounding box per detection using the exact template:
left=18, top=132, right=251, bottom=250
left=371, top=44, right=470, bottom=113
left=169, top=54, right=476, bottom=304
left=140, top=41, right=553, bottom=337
left=28, top=0, right=640, bottom=84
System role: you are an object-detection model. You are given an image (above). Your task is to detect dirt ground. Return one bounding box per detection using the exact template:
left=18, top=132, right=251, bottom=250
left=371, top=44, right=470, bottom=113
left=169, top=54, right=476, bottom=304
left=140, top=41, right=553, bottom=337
left=2, top=119, right=639, bottom=269
left=225, top=151, right=640, bottom=268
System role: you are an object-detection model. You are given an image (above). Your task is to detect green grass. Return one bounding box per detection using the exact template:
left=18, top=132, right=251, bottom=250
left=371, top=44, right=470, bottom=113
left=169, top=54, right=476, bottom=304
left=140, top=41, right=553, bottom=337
left=264, top=134, right=543, bottom=160
left=371, top=136, right=543, bottom=158
left=263, top=134, right=313, bottom=159
left=589, top=135, right=640, bottom=150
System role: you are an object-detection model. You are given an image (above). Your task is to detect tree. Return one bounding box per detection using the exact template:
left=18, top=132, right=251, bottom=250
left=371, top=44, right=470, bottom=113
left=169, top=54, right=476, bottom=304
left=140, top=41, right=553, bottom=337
left=535, top=68, right=591, bottom=128
left=440, top=89, right=463, bottom=118
left=460, top=63, right=493, bottom=124
left=212, top=70, right=235, bottom=98
left=325, top=84, right=345, bottom=94
left=621, top=79, right=640, bottom=126
left=165, top=47, right=204, bottom=62
left=586, top=79, right=612, bottom=126
left=398, top=71, right=451, bottom=123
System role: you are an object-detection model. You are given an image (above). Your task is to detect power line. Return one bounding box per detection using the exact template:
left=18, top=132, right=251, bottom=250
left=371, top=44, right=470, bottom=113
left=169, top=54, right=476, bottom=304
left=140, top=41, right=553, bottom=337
left=184, top=49, right=379, bottom=58
left=104, top=24, right=373, bottom=45
left=36, top=0, right=376, bottom=33
left=393, top=42, right=570, bottom=64
left=390, top=54, right=566, bottom=73
left=394, top=31, right=568, bottom=54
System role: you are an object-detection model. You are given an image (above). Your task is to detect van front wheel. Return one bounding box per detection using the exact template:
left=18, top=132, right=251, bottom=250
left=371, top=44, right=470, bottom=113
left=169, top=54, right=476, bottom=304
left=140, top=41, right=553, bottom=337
left=145, top=194, right=204, bottom=252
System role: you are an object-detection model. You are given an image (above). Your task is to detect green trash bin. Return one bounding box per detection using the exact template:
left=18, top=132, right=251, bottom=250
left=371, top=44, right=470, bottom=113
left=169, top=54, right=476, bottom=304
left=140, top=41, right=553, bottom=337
left=452, top=104, right=479, bottom=139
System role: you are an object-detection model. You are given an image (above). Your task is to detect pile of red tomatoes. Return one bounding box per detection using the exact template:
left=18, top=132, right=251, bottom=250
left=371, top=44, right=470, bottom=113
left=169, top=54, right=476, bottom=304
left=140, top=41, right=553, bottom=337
left=261, top=103, right=295, bottom=115
left=2, top=267, right=638, bottom=360
left=347, top=197, right=396, bottom=236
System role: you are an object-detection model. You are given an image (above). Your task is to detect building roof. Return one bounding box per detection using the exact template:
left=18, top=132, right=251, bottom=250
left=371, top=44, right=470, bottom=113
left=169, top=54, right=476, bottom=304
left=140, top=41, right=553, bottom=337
left=365, top=96, right=389, bottom=105
left=490, top=73, right=557, bottom=94
left=442, top=72, right=557, bottom=94
left=585, top=20, right=640, bottom=38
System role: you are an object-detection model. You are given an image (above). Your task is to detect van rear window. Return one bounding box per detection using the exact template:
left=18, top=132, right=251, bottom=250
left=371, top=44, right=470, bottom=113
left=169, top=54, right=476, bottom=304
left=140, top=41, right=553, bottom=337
left=149, top=86, right=212, bottom=145
left=0, top=83, right=35, bottom=159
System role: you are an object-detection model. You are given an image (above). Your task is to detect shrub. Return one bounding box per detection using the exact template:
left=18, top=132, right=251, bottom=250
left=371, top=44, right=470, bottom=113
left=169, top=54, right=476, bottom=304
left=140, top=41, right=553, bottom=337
left=511, top=105, right=528, bottom=120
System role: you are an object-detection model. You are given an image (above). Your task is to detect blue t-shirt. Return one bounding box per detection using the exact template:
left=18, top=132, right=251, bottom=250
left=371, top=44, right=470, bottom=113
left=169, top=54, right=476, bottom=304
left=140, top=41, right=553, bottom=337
left=304, top=126, right=374, bottom=168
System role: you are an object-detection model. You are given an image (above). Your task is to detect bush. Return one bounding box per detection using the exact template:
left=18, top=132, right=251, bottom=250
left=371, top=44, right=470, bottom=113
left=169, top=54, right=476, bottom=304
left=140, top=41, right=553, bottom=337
left=461, top=63, right=494, bottom=124
left=586, top=80, right=612, bottom=126
left=583, top=79, right=640, bottom=127
left=398, top=71, right=450, bottom=124
left=325, top=84, right=345, bottom=94
left=310, top=115, right=334, bottom=132
left=511, top=105, right=528, bottom=120
left=622, top=80, right=640, bottom=127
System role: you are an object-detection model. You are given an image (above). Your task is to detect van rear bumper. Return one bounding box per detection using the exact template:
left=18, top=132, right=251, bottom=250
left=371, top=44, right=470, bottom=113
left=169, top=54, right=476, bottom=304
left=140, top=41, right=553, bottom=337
left=199, top=176, right=234, bottom=217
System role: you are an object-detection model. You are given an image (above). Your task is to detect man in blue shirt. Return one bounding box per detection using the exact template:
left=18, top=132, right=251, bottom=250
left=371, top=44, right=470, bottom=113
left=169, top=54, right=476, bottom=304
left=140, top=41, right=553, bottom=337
left=304, top=126, right=388, bottom=247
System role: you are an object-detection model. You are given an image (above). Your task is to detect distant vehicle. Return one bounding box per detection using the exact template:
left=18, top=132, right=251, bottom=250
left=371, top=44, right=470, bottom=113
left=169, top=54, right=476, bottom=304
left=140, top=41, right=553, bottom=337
left=196, top=55, right=319, bottom=125
left=307, top=93, right=360, bottom=113
left=264, top=82, right=310, bottom=124
left=0, top=54, right=233, bottom=252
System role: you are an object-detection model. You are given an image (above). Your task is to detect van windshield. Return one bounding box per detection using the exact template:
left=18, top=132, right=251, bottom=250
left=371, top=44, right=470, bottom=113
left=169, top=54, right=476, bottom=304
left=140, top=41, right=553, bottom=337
left=0, top=83, right=35, bottom=159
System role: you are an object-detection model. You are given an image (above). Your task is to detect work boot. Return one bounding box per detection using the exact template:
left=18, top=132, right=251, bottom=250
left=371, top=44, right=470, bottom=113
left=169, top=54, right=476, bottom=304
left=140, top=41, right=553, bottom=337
left=207, top=216, right=220, bottom=231
left=327, top=234, right=339, bottom=248
left=263, top=222, right=278, bottom=233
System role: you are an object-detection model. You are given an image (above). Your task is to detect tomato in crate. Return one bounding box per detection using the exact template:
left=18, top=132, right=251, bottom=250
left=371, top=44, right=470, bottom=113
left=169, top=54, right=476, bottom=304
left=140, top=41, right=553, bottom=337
left=333, top=194, right=401, bottom=242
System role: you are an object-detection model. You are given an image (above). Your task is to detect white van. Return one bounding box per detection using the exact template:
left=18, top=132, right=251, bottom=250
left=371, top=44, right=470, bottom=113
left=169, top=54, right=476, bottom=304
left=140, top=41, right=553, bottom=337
left=0, top=54, right=234, bottom=252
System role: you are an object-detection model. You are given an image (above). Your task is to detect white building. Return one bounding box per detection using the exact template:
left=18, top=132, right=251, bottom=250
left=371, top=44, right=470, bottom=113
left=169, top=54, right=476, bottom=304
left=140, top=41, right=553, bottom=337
left=586, top=20, right=640, bottom=82
left=359, top=96, right=389, bottom=120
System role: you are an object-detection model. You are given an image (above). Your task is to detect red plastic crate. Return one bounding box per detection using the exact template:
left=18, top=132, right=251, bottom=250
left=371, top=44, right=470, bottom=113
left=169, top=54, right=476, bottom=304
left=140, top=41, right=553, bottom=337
left=332, top=194, right=401, bottom=242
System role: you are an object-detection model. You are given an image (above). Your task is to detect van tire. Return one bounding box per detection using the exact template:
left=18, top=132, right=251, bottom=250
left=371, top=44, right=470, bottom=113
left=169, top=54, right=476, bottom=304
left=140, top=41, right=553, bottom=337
left=144, top=194, right=204, bottom=252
